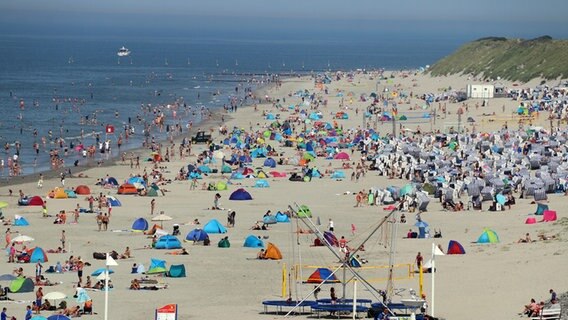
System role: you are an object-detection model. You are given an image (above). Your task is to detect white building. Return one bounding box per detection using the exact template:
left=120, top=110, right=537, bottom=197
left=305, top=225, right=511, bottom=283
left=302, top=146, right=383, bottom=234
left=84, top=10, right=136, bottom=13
left=466, top=84, right=494, bottom=99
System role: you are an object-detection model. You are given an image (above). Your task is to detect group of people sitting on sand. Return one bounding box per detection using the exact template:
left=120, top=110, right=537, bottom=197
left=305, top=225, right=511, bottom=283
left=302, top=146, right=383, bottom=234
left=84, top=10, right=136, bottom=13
left=39, top=298, right=92, bottom=317
left=517, top=232, right=558, bottom=243
left=53, top=210, right=67, bottom=224
left=129, top=278, right=167, bottom=291
left=522, top=289, right=558, bottom=317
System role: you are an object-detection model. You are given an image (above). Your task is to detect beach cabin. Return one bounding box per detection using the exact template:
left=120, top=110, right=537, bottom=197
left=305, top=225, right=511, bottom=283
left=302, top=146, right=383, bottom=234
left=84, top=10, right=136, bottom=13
left=466, top=84, right=494, bottom=99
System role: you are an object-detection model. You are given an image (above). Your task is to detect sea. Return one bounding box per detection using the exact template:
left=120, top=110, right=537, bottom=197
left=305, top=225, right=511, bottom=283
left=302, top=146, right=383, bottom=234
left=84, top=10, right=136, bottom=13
left=0, top=34, right=465, bottom=177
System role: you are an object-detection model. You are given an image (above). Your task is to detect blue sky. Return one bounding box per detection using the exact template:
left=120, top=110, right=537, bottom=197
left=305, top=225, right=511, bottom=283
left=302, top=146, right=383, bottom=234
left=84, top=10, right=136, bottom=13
left=1, top=0, right=567, bottom=40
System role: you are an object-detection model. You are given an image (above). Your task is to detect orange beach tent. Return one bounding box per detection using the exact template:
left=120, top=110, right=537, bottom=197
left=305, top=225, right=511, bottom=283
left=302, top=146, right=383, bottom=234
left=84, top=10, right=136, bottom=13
left=118, top=183, right=138, bottom=195
left=75, top=185, right=91, bottom=195
left=264, top=242, right=282, bottom=260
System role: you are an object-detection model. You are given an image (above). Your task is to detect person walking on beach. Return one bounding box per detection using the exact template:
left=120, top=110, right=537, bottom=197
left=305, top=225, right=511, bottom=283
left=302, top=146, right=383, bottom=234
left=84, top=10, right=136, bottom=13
left=77, top=258, right=84, bottom=285
left=415, top=252, right=423, bottom=270
left=35, top=261, right=43, bottom=283
left=37, top=174, right=43, bottom=189
left=107, top=200, right=112, bottom=217
left=5, top=228, right=12, bottom=248
left=213, top=193, right=221, bottom=210
left=60, top=230, right=66, bottom=251
left=102, top=213, right=109, bottom=231
left=88, top=196, right=94, bottom=213
left=74, top=205, right=80, bottom=223
left=60, top=172, right=65, bottom=186
left=328, top=218, right=334, bottom=232
left=96, top=212, right=103, bottom=231
left=150, top=199, right=156, bottom=215
left=35, top=287, right=43, bottom=314
left=25, top=305, right=32, bottom=320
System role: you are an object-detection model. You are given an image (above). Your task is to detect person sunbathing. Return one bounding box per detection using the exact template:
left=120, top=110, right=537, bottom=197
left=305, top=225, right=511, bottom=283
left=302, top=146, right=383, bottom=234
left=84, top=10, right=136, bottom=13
left=41, top=300, right=53, bottom=311
left=120, top=246, right=131, bottom=259
left=63, top=305, right=81, bottom=317
left=517, top=233, right=533, bottom=243
left=130, top=279, right=141, bottom=290
left=47, top=247, right=64, bottom=253
left=538, top=234, right=557, bottom=241
left=166, top=248, right=189, bottom=255
left=92, top=280, right=106, bottom=290
left=13, top=267, right=24, bottom=277
left=36, top=277, right=55, bottom=286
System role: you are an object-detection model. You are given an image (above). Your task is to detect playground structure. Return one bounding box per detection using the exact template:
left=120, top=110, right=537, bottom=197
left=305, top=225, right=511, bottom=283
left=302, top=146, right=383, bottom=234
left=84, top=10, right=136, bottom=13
left=295, top=263, right=414, bottom=284
left=273, top=204, right=402, bottom=318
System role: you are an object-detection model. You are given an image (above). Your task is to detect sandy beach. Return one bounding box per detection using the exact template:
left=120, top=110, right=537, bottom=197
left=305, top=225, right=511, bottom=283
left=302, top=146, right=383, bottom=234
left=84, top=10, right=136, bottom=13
left=1, top=71, right=566, bottom=320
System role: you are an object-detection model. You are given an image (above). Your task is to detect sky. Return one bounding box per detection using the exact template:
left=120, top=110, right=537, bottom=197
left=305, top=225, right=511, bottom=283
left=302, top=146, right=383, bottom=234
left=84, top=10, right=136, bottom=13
left=1, top=0, right=567, bottom=41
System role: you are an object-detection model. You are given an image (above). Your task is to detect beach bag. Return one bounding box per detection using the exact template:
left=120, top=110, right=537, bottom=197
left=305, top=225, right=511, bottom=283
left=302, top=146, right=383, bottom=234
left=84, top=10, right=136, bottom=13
left=93, top=252, right=105, bottom=260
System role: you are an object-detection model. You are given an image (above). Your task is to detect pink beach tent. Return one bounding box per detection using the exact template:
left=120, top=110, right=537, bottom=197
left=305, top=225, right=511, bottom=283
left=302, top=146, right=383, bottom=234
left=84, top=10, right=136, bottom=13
left=334, top=152, right=350, bottom=161
left=525, top=217, right=537, bottom=224
left=542, top=210, right=557, bottom=222
left=270, top=171, right=287, bottom=178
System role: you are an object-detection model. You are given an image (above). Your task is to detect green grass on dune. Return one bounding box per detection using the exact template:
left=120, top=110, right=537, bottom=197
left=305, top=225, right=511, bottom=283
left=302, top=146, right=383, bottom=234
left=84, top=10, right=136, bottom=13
left=429, top=36, right=568, bottom=82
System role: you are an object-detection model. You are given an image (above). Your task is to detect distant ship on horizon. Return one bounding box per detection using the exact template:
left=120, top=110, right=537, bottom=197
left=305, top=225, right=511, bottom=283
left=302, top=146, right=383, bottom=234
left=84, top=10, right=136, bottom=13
left=117, top=46, right=131, bottom=57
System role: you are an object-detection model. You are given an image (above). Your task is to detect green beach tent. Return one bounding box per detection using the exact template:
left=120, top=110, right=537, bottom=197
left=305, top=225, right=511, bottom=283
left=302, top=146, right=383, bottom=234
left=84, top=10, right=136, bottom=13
left=9, top=277, right=34, bottom=293
left=167, top=264, right=186, bottom=278
left=215, top=181, right=227, bottom=191
left=218, top=238, right=230, bottom=248
left=297, top=205, right=312, bottom=218
left=477, top=228, right=500, bottom=244
left=221, top=165, right=232, bottom=174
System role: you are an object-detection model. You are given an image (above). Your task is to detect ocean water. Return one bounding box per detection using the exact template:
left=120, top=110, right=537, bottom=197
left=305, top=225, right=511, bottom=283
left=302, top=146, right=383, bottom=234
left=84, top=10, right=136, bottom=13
left=0, top=35, right=463, bottom=176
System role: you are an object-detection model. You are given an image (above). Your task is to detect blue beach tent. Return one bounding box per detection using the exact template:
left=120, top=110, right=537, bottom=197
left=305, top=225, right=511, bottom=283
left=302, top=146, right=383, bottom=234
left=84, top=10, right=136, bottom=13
left=186, top=229, right=209, bottom=242
left=255, top=179, right=270, bottom=188
left=275, top=212, right=290, bottom=223
left=263, top=158, right=277, bottom=168
left=263, top=215, right=277, bottom=225
left=229, top=188, right=253, bottom=200
left=203, top=219, right=227, bottom=234
left=155, top=235, right=182, bottom=249
left=132, top=218, right=149, bottom=232
left=106, top=196, right=122, bottom=207
left=107, top=177, right=119, bottom=186
left=243, top=235, right=264, bottom=248
left=13, top=216, right=29, bottom=226
left=331, top=171, right=346, bottom=179
left=30, top=247, right=48, bottom=263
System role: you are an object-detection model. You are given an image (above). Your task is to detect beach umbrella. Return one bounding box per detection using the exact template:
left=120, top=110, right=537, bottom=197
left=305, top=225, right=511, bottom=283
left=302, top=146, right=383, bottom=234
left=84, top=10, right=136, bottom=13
left=43, top=291, right=67, bottom=301
left=0, top=274, right=17, bottom=281
left=0, top=201, right=8, bottom=209
left=131, top=182, right=145, bottom=190
left=47, top=316, right=70, bottom=320
left=414, top=221, right=429, bottom=228
left=96, top=272, right=111, bottom=281
left=11, top=235, right=34, bottom=243
left=91, top=268, right=114, bottom=276
left=31, top=316, right=48, bottom=320
left=152, top=214, right=173, bottom=227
